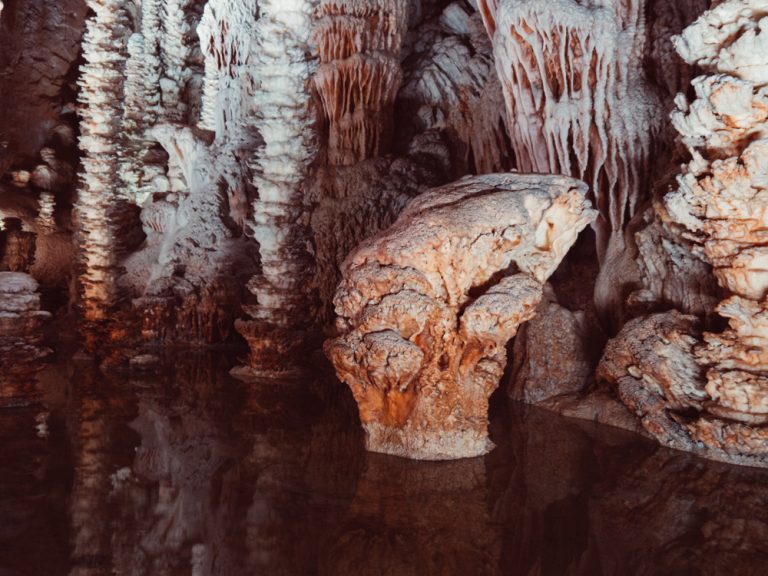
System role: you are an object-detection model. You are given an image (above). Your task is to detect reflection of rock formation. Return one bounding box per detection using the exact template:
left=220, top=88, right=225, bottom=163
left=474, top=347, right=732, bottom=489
left=241, top=376, right=363, bottom=575
left=322, top=454, right=502, bottom=576
left=121, top=359, right=245, bottom=575
left=326, top=173, right=595, bottom=459
left=68, top=368, right=138, bottom=576
left=490, top=403, right=768, bottom=575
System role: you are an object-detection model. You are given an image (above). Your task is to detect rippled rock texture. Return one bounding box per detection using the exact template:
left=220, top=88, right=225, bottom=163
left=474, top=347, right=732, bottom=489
left=326, top=173, right=595, bottom=459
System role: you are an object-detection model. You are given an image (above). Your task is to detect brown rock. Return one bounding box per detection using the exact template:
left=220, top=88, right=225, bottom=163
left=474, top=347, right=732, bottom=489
left=326, top=173, right=596, bottom=460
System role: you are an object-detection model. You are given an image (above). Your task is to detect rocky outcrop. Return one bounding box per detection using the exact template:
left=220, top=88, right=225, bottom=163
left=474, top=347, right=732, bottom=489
left=312, top=0, right=410, bottom=166
left=509, top=286, right=596, bottom=405
left=326, top=173, right=596, bottom=460
left=600, top=0, right=768, bottom=468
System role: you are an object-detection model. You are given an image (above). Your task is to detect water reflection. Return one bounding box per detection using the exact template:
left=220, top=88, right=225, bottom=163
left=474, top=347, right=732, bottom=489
left=1, top=354, right=768, bottom=575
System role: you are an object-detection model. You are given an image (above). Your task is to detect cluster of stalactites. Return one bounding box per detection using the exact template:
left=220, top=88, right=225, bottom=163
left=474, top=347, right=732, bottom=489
left=665, top=0, right=768, bottom=435
left=75, top=0, right=129, bottom=322
left=196, top=0, right=259, bottom=136
left=479, top=0, right=664, bottom=261
left=312, top=0, right=409, bottom=166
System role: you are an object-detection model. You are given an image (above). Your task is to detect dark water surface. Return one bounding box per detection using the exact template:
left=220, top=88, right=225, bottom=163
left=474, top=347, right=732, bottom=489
left=2, top=352, right=768, bottom=576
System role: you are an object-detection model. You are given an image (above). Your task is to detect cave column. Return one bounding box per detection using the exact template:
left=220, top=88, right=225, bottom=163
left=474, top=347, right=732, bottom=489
left=74, top=0, right=130, bottom=330
left=235, top=0, right=318, bottom=375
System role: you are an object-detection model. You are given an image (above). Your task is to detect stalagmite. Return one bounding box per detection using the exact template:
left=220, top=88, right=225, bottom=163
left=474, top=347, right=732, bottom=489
left=236, top=0, right=318, bottom=374
left=600, top=0, right=768, bottom=467
left=74, top=0, right=129, bottom=323
left=326, top=173, right=596, bottom=459
left=312, top=0, right=410, bottom=166
left=0, top=272, right=51, bottom=358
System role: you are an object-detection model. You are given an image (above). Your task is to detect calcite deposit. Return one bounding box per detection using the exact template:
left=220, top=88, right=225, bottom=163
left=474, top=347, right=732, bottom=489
left=0, top=272, right=51, bottom=359
left=600, top=0, right=768, bottom=468
left=480, top=0, right=665, bottom=270
left=326, top=174, right=595, bottom=459
left=312, top=0, right=410, bottom=166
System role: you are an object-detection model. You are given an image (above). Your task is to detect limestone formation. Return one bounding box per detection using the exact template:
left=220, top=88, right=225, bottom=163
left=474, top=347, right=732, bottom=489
left=74, top=0, right=129, bottom=323
left=325, top=173, right=596, bottom=459
left=399, top=5, right=512, bottom=176
left=480, top=0, right=665, bottom=266
left=236, top=0, right=318, bottom=373
left=312, top=0, right=410, bottom=165
left=600, top=0, right=768, bottom=468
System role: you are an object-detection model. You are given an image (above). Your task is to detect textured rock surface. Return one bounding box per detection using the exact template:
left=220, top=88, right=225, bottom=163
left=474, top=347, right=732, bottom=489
left=326, top=173, right=596, bottom=459
left=74, top=0, right=130, bottom=324
left=481, top=0, right=665, bottom=266
left=398, top=4, right=512, bottom=176
left=600, top=0, right=768, bottom=468
left=509, top=286, right=595, bottom=405
left=236, top=0, right=318, bottom=373
left=312, top=0, right=410, bottom=166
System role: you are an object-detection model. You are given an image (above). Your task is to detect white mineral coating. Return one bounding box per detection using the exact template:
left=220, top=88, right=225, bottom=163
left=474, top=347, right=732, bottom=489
left=326, top=173, right=596, bottom=460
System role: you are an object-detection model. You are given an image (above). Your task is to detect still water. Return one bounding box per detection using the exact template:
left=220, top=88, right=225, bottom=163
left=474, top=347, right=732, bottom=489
left=1, top=352, right=768, bottom=576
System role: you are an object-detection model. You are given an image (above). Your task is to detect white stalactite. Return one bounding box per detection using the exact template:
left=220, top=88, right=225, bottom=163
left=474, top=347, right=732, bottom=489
left=75, top=0, right=129, bottom=323
left=236, top=0, right=317, bottom=372
left=480, top=0, right=665, bottom=264
left=196, top=0, right=259, bottom=138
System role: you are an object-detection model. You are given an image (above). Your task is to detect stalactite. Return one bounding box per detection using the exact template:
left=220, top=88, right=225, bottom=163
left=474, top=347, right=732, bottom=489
left=312, top=0, right=409, bottom=166
left=482, top=0, right=664, bottom=268
left=75, top=0, right=129, bottom=324
left=235, top=0, right=318, bottom=375
left=399, top=5, right=512, bottom=175
left=196, top=0, right=259, bottom=137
